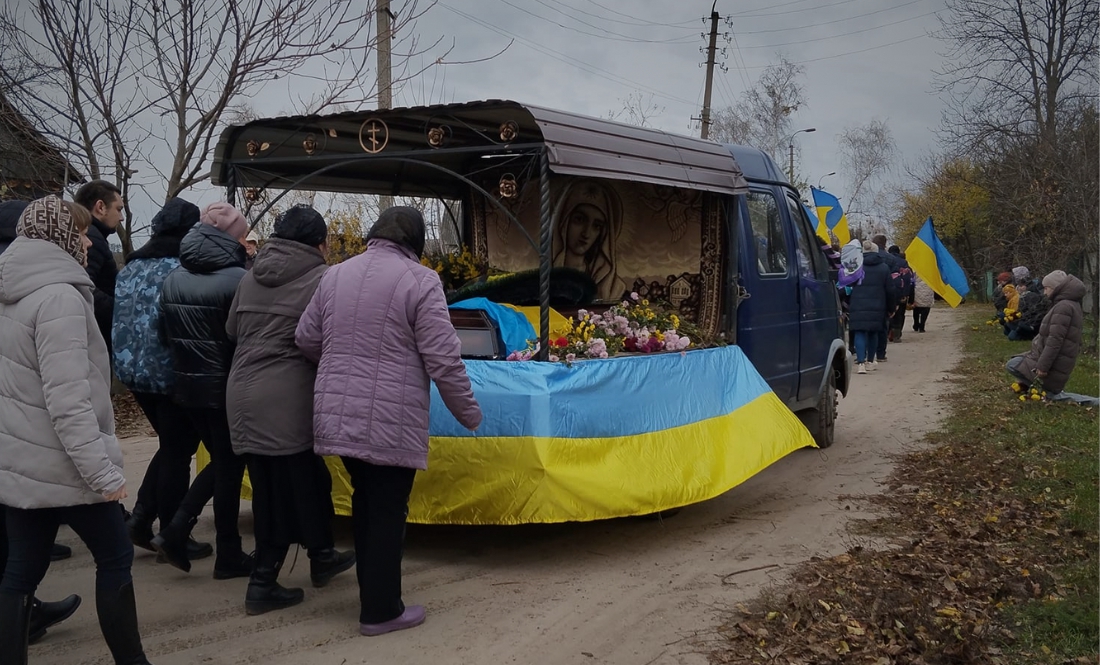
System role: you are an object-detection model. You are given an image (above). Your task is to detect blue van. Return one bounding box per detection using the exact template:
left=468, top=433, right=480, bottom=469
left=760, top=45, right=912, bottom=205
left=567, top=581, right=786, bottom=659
left=724, top=145, right=851, bottom=448
left=212, top=100, right=851, bottom=449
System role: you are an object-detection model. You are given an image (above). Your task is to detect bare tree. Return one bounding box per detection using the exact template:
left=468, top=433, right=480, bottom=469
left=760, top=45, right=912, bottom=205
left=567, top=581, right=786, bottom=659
left=934, top=0, right=1099, bottom=330
left=710, top=56, right=806, bottom=162
left=0, top=0, right=151, bottom=252
left=137, top=0, right=442, bottom=200
left=605, top=92, right=665, bottom=128
left=936, top=0, right=1098, bottom=150
left=0, top=0, right=452, bottom=254
left=836, top=119, right=896, bottom=220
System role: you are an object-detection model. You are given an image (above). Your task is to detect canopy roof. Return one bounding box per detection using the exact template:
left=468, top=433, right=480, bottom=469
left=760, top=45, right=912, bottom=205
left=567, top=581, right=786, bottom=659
left=210, top=100, right=749, bottom=199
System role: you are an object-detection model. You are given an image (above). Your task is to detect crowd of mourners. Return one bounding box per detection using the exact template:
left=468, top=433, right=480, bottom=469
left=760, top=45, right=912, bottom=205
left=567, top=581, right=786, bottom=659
left=0, top=182, right=482, bottom=664
left=825, top=233, right=929, bottom=374
left=821, top=233, right=1088, bottom=399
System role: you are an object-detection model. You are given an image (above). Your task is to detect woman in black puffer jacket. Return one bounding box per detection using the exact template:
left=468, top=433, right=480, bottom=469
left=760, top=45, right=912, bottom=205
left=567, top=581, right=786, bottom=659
left=153, top=203, right=253, bottom=579
left=847, top=240, right=896, bottom=373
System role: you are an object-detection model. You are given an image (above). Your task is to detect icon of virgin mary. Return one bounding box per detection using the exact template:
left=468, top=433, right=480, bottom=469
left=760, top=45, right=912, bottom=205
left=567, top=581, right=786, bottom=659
left=553, top=179, right=625, bottom=301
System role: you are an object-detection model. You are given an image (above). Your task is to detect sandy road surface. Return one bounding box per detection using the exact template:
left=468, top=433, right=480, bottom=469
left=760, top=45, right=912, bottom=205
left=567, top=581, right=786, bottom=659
left=31, top=308, right=963, bottom=665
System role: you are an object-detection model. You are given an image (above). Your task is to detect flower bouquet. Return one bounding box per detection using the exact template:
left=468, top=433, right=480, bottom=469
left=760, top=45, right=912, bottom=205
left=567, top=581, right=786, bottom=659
left=1010, top=381, right=1046, bottom=402
left=422, top=246, right=489, bottom=292
left=507, top=293, right=697, bottom=364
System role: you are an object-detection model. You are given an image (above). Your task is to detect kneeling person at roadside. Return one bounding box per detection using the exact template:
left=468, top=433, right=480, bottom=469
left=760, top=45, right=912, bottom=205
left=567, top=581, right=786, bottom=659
left=226, top=205, right=355, bottom=615
left=1005, top=270, right=1086, bottom=399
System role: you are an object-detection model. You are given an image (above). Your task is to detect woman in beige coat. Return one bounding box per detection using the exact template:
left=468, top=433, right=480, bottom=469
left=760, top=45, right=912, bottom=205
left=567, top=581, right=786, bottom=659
left=0, top=196, right=154, bottom=664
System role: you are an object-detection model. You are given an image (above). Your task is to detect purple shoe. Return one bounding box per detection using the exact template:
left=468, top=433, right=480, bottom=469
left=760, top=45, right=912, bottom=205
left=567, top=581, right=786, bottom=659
left=360, top=605, right=426, bottom=636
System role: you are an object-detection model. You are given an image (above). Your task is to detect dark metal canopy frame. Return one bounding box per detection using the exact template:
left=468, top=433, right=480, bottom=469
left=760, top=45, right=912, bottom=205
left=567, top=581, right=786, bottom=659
left=210, top=100, right=750, bottom=360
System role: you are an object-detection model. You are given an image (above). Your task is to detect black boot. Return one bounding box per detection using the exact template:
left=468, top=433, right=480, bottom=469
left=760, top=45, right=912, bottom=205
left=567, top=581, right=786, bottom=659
left=0, top=592, right=32, bottom=665
left=49, top=543, right=72, bottom=561
left=308, top=548, right=356, bottom=588
left=213, top=541, right=254, bottom=580
left=245, top=546, right=303, bottom=616
left=96, top=582, right=152, bottom=665
left=28, top=594, right=81, bottom=644
left=155, top=538, right=213, bottom=565
left=127, top=504, right=156, bottom=552
left=150, top=514, right=196, bottom=573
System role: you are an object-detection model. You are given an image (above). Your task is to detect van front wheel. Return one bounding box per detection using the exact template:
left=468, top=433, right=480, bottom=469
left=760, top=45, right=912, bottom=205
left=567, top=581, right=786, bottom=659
left=803, top=369, right=837, bottom=449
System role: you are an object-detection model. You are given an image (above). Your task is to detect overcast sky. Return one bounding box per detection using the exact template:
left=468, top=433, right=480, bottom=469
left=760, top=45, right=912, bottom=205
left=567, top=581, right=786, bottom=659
left=402, top=0, right=947, bottom=198
left=123, top=0, right=949, bottom=242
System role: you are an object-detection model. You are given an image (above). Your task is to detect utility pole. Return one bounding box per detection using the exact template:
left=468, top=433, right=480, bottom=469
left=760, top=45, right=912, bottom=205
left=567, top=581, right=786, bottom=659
left=699, top=3, right=719, bottom=140
left=377, top=0, right=394, bottom=210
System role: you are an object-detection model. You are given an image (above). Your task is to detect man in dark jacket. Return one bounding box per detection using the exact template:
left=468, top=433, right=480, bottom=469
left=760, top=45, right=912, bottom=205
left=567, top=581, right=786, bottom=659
left=153, top=202, right=252, bottom=579
left=74, top=180, right=124, bottom=357
left=226, top=205, right=354, bottom=615
left=1006, top=271, right=1087, bottom=398
left=849, top=241, right=896, bottom=373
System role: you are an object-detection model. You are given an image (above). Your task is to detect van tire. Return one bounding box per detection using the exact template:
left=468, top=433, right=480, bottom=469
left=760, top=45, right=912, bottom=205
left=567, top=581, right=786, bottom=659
left=805, top=368, right=837, bottom=449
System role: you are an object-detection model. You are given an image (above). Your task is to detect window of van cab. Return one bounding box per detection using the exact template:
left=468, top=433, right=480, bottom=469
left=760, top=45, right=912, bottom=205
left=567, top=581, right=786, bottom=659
left=786, top=194, right=830, bottom=282
left=746, top=190, right=788, bottom=276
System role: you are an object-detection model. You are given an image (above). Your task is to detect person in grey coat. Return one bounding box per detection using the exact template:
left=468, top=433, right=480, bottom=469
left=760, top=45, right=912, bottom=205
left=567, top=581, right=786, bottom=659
left=0, top=196, right=154, bottom=664
left=226, top=205, right=355, bottom=615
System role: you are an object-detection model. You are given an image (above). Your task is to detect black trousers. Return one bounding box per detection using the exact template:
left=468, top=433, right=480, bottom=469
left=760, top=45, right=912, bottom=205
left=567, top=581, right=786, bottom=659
left=0, top=509, right=6, bottom=580
left=1, top=503, right=133, bottom=595
left=890, top=305, right=908, bottom=331
left=248, top=452, right=335, bottom=556
left=132, top=392, right=203, bottom=529
left=341, top=458, right=416, bottom=625
left=876, top=316, right=890, bottom=360
left=176, top=407, right=245, bottom=552
left=912, top=307, right=930, bottom=331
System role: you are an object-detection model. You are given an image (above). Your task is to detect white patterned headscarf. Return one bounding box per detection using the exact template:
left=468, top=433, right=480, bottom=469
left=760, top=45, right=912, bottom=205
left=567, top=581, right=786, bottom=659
left=17, top=195, right=87, bottom=264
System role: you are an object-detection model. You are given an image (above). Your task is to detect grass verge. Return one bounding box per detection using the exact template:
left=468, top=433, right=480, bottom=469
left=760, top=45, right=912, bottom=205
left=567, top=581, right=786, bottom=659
left=709, top=306, right=1098, bottom=664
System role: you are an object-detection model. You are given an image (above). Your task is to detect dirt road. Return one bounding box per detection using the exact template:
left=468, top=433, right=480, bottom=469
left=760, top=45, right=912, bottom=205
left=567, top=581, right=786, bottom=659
left=32, top=308, right=963, bottom=665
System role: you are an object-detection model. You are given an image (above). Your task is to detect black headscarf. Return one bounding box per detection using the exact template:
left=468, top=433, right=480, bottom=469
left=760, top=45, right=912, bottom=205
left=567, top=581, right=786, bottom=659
left=367, top=206, right=426, bottom=259
left=126, top=197, right=200, bottom=263
left=272, top=204, right=327, bottom=247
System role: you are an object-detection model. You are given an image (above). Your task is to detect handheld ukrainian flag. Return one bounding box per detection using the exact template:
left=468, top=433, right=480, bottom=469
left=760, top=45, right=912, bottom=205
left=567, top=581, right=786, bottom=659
left=904, top=217, right=969, bottom=307
left=810, top=187, right=851, bottom=244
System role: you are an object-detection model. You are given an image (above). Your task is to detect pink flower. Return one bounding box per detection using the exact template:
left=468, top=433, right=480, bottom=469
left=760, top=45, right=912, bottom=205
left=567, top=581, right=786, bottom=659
left=630, top=292, right=640, bottom=301
left=549, top=354, right=559, bottom=363
left=565, top=353, right=576, bottom=363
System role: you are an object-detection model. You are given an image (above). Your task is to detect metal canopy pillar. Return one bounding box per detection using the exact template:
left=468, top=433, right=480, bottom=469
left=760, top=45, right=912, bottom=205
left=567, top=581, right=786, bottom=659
left=537, top=148, right=552, bottom=361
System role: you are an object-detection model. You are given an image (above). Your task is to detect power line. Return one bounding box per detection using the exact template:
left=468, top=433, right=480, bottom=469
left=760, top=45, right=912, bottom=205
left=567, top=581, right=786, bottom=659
left=438, top=3, right=701, bottom=108
left=737, top=9, right=938, bottom=48
left=733, top=0, right=866, bottom=19
left=729, top=0, right=832, bottom=17
left=495, top=0, right=698, bottom=44
left=585, top=0, right=702, bottom=27
left=542, top=0, right=700, bottom=29
left=740, top=32, right=929, bottom=68
left=737, top=0, right=931, bottom=35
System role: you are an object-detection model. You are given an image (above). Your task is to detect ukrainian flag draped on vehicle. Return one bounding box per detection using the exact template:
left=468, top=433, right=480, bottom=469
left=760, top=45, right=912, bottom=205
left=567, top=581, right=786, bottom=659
left=810, top=187, right=851, bottom=244
left=205, top=338, right=815, bottom=525
left=392, top=346, right=815, bottom=524
left=904, top=217, right=969, bottom=307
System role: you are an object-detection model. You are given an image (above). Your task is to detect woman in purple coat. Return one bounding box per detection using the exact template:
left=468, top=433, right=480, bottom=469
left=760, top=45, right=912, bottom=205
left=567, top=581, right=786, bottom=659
left=295, top=207, right=482, bottom=636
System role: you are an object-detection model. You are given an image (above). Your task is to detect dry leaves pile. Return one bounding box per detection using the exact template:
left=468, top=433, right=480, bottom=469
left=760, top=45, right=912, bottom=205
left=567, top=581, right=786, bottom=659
left=710, top=424, right=1097, bottom=665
